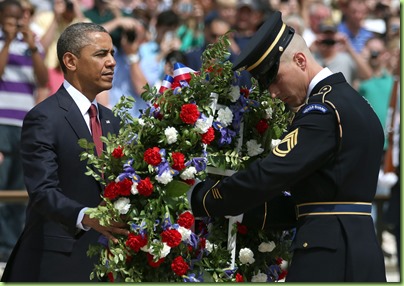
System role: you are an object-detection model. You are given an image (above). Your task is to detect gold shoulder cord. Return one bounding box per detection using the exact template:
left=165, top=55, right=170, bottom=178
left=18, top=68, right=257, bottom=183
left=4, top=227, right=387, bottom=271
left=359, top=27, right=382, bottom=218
left=316, top=85, right=343, bottom=147
left=202, top=180, right=221, bottom=217
left=261, top=202, right=268, bottom=230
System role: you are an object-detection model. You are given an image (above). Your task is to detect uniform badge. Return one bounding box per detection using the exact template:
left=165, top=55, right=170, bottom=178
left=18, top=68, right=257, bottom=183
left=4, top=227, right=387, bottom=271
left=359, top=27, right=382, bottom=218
left=302, top=103, right=329, bottom=114
left=272, top=128, right=299, bottom=157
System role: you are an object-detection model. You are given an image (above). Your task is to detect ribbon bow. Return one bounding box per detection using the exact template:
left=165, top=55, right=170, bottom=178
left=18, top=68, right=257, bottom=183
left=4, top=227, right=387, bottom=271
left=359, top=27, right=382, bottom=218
left=158, top=62, right=197, bottom=94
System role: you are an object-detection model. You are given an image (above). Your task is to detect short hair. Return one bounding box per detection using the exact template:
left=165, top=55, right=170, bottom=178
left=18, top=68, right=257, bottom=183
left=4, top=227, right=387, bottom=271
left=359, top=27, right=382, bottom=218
left=57, top=22, right=108, bottom=73
left=0, top=0, right=22, bottom=12
left=156, top=10, right=180, bottom=28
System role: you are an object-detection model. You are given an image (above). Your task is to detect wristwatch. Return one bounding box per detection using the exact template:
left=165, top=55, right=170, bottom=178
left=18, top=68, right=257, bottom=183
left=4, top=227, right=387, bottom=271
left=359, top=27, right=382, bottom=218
left=26, top=46, right=38, bottom=56
left=128, top=53, right=140, bottom=64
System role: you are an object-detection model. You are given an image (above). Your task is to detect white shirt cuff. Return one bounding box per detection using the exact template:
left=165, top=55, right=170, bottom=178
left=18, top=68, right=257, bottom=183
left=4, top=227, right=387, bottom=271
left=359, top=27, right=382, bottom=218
left=76, top=207, right=91, bottom=231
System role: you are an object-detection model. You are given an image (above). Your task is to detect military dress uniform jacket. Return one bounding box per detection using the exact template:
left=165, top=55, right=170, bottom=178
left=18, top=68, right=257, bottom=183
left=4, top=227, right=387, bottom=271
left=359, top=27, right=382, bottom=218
left=1, top=86, right=120, bottom=282
left=191, top=73, right=386, bottom=281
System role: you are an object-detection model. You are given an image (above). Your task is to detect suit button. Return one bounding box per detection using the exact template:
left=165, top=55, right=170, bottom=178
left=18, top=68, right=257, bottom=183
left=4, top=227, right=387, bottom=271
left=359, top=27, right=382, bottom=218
left=303, top=242, right=308, bottom=248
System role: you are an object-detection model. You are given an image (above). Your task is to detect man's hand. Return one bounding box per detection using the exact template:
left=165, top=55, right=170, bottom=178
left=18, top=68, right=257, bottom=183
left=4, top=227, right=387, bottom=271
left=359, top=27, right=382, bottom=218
left=82, top=213, right=129, bottom=244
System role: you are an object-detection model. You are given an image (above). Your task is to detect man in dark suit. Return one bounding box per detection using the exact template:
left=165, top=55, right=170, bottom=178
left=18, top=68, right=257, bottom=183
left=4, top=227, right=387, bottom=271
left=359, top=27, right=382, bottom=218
left=188, top=11, right=386, bottom=282
left=1, top=22, right=129, bottom=282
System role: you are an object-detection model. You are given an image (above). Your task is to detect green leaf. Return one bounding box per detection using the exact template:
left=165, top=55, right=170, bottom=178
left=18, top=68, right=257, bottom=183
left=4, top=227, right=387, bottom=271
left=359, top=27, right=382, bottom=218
left=165, top=180, right=191, bottom=197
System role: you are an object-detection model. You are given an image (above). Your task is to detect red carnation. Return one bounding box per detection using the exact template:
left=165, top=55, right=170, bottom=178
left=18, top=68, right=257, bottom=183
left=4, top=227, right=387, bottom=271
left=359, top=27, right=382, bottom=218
left=161, top=229, right=182, bottom=248
left=276, top=257, right=283, bottom=265
left=180, top=104, right=200, bottom=125
left=256, top=119, right=269, bottom=134
left=236, top=222, right=248, bottom=235
left=111, top=146, right=124, bottom=158
left=147, top=253, right=165, bottom=268
left=177, top=211, right=195, bottom=229
left=278, top=270, right=288, bottom=280
left=171, top=152, right=186, bottom=171
left=104, top=181, right=119, bottom=200
left=198, top=237, right=206, bottom=250
left=137, top=177, right=154, bottom=196
left=107, top=272, right=114, bottom=282
left=171, top=256, right=189, bottom=276
left=235, top=273, right=244, bottom=282
left=144, top=147, right=162, bottom=166
left=240, top=88, right=250, bottom=97
left=117, top=178, right=132, bottom=196
left=126, top=233, right=147, bottom=252
left=183, top=179, right=195, bottom=186
left=201, top=127, right=215, bottom=144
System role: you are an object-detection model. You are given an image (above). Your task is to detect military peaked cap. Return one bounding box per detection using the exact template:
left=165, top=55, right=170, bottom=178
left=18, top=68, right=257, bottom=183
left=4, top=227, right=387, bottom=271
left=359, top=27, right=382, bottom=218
left=232, top=11, right=295, bottom=89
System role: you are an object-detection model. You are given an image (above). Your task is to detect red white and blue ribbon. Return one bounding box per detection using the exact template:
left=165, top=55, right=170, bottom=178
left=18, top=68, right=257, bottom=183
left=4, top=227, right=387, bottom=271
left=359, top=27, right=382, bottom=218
left=173, top=62, right=195, bottom=82
left=159, top=74, right=174, bottom=94
left=159, top=62, right=197, bottom=94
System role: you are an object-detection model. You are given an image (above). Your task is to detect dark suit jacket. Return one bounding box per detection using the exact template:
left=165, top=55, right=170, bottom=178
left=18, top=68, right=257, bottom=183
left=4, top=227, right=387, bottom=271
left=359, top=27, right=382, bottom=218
left=1, top=86, right=120, bottom=282
left=191, top=73, right=386, bottom=281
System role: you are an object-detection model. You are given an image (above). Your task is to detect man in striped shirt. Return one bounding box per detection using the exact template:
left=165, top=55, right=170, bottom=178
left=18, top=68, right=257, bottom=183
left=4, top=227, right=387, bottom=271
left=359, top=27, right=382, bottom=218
left=0, top=0, right=48, bottom=263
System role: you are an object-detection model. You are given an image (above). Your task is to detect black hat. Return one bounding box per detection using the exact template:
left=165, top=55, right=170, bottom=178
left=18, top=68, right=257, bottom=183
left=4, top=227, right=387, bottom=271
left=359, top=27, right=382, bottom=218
left=319, top=17, right=337, bottom=33
left=232, top=11, right=295, bottom=89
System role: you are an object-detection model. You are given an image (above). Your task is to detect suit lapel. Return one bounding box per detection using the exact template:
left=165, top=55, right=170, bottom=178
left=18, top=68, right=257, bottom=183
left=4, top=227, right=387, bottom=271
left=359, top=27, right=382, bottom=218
left=99, top=105, right=116, bottom=137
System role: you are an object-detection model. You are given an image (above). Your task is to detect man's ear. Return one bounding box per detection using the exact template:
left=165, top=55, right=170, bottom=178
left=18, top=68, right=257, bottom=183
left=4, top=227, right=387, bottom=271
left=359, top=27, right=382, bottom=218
left=63, top=52, right=78, bottom=71
left=293, top=52, right=306, bottom=70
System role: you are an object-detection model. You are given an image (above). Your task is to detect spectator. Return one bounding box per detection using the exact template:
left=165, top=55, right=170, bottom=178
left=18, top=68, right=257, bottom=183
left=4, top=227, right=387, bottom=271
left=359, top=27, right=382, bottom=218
left=0, top=0, right=48, bottom=263
left=337, top=0, right=373, bottom=53
left=301, top=0, right=332, bottom=49
left=109, top=11, right=149, bottom=117
left=83, top=0, right=138, bottom=49
left=32, top=0, right=95, bottom=99
left=185, top=15, right=233, bottom=71
left=312, top=17, right=372, bottom=86
left=138, top=9, right=181, bottom=88
left=172, top=0, right=205, bottom=52
left=359, top=36, right=394, bottom=149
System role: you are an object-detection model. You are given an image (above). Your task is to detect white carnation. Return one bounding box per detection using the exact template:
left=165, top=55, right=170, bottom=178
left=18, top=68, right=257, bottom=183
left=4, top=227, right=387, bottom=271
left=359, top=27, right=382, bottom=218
left=137, top=118, right=145, bottom=126
left=180, top=166, right=197, bottom=180
left=271, top=139, right=281, bottom=149
left=131, top=182, right=139, bottom=195
left=239, top=247, right=255, bottom=265
left=142, top=241, right=171, bottom=259
left=258, top=241, right=276, bottom=252
left=195, top=116, right=213, bottom=134
left=265, top=107, right=273, bottom=119
left=251, top=272, right=268, bottom=282
left=205, top=240, right=214, bottom=253
left=155, top=170, right=173, bottom=185
left=217, top=107, right=233, bottom=127
left=246, top=140, right=264, bottom=157
left=229, top=85, right=240, bottom=102
left=164, top=126, right=178, bottom=144
left=113, top=197, right=131, bottom=214
left=177, top=226, right=192, bottom=242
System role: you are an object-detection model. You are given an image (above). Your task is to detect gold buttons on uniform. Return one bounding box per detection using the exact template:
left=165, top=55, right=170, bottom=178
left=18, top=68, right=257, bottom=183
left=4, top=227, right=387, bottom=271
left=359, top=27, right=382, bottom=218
left=303, top=242, right=308, bottom=248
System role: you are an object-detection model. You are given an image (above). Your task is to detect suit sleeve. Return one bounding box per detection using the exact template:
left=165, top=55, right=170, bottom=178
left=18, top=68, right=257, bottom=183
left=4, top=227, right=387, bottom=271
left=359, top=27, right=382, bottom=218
left=191, top=106, right=339, bottom=217
left=21, top=108, right=85, bottom=231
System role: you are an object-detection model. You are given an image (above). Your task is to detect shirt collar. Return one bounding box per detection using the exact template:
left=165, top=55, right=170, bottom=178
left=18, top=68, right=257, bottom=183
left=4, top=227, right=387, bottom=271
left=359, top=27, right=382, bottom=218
left=307, top=67, right=334, bottom=98
left=63, top=80, right=98, bottom=116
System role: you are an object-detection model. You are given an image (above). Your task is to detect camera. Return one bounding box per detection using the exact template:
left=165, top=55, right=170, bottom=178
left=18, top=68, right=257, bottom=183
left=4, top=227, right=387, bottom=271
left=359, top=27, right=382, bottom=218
left=65, top=0, right=74, bottom=11
left=124, top=29, right=137, bottom=43
left=320, top=38, right=337, bottom=46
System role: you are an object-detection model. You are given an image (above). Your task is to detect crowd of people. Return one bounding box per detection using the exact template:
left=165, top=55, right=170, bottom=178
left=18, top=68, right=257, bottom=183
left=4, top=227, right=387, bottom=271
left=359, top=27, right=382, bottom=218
left=0, top=0, right=400, bottom=281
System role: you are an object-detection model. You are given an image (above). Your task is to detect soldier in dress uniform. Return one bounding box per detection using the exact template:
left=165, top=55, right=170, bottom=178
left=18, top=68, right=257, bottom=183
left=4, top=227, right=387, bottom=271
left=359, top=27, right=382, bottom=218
left=188, top=11, right=386, bottom=282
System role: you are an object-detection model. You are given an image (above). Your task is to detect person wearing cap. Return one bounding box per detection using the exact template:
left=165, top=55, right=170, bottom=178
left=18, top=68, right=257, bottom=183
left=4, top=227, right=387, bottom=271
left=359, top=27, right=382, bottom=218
left=187, top=10, right=386, bottom=282
left=312, top=17, right=372, bottom=86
